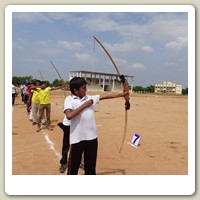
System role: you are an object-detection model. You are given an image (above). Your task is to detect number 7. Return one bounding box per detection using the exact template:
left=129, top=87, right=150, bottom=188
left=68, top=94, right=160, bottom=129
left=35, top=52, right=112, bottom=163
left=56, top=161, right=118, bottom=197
left=133, top=133, right=140, bottom=144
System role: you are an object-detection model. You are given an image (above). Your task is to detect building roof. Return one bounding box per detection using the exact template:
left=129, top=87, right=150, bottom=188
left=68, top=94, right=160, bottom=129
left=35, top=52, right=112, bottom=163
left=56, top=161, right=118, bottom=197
left=70, top=70, right=134, bottom=78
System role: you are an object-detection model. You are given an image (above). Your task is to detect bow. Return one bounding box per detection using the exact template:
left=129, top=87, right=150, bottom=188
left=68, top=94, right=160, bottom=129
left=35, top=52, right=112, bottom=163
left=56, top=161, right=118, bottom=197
left=50, top=60, right=66, bottom=97
left=93, top=36, right=130, bottom=153
left=39, top=70, right=45, bottom=81
left=50, top=60, right=62, bottom=80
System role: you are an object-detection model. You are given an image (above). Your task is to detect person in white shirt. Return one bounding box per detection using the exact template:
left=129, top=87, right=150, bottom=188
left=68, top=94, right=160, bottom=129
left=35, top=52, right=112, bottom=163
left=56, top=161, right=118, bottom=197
left=64, top=77, right=129, bottom=175
left=57, top=101, right=84, bottom=173
left=12, top=83, right=17, bottom=105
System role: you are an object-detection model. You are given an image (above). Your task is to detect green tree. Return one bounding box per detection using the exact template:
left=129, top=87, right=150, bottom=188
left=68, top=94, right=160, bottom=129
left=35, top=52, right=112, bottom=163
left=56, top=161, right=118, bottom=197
left=133, top=86, right=144, bottom=92
left=12, top=76, right=33, bottom=86
left=52, top=79, right=61, bottom=87
left=182, top=88, right=188, bottom=95
left=44, top=80, right=51, bottom=87
left=146, top=85, right=155, bottom=93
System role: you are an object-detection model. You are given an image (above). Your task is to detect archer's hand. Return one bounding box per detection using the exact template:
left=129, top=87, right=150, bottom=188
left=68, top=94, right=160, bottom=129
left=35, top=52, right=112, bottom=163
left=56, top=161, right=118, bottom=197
left=60, top=79, right=65, bottom=84
left=125, top=101, right=130, bottom=110
left=119, top=75, right=126, bottom=83
left=60, top=79, right=66, bottom=87
left=83, top=99, right=93, bottom=108
left=123, top=91, right=129, bottom=97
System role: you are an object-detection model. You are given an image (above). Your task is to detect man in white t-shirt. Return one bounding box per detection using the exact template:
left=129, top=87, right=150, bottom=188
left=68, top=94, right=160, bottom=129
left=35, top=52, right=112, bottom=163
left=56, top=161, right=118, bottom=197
left=64, top=77, right=129, bottom=175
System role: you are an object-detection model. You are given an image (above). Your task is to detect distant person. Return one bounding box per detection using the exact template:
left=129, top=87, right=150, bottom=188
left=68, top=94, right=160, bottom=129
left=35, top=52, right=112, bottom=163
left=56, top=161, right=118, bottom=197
left=22, top=81, right=32, bottom=114
left=32, top=79, right=66, bottom=132
left=28, top=80, right=41, bottom=125
left=57, top=116, right=70, bottom=173
left=20, top=82, right=25, bottom=103
left=64, top=77, right=129, bottom=175
left=12, top=83, right=17, bottom=105
left=23, top=81, right=29, bottom=106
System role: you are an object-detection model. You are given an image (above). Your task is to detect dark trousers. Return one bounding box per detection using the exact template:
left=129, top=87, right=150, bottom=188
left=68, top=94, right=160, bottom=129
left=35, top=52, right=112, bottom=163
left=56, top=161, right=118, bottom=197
left=12, top=93, right=16, bottom=105
left=23, top=94, right=29, bottom=105
left=57, top=123, right=70, bottom=165
left=67, top=138, right=98, bottom=175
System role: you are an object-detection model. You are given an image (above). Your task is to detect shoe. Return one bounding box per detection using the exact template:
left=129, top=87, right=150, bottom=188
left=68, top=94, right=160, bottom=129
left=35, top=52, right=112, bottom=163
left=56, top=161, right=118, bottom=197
left=79, top=163, right=85, bottom=170
left=59, top=164, right=67, bottom=173
left=47, top=126, right=53, bottom=131
left=36, top=125, right=41, bottom=132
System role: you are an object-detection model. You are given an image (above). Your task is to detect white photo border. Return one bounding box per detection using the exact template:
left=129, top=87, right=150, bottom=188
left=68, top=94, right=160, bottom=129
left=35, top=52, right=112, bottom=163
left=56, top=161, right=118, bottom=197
left=5, top=4, right=195, bottom=195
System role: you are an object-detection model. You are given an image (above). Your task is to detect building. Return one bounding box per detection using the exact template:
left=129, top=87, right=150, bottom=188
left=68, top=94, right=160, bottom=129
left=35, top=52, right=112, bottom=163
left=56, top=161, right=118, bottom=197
left=155, top=81, right=182, bottom=94
left=69, top=70, right=134, bottom=92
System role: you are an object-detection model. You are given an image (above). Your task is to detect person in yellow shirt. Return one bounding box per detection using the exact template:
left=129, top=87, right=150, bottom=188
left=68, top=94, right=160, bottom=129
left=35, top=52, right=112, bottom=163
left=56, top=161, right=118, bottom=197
left=34, top=79, right=65, bottom=132
left=28, top=80, right=41, bottom=125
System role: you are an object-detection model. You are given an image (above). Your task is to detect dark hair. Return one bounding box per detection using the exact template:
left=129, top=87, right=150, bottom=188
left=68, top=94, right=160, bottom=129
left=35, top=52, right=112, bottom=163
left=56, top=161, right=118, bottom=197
left=31, top=80, right=40, bottom=86
left=69, top=77, right=87, bottom=95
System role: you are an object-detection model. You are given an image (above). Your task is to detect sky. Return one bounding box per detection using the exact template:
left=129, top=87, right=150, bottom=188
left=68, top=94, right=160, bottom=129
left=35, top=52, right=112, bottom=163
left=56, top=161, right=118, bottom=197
left=12, top=11, right=188, bottom=88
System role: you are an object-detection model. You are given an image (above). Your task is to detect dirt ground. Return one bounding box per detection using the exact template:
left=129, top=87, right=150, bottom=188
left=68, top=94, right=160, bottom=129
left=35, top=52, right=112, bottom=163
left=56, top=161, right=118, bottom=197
left=12, top=90, right=188, bottom=175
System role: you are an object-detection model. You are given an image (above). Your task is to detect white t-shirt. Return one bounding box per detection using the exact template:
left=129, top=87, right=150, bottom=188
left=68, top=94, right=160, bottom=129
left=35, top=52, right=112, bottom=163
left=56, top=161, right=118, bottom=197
left=63, top=95, right=100, bottom=144
left=62, top=100, right=71, bottom=126
left=12, top=84, right=16, bottom=94
left=62, top=115, right=71, bottom=126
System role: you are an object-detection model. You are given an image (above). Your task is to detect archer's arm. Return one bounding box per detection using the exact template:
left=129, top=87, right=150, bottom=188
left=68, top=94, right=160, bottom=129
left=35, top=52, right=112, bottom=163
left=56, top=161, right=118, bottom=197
left=51, top=79, right=66, bottom=91
left=65, top=99, right=93, bottom=120
left=100, top=92, right=129, bottom=101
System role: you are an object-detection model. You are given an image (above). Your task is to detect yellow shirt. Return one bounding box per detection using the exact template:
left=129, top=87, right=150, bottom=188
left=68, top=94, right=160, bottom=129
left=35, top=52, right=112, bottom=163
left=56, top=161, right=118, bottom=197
left=31, top=89, right=40, bottom=104
left=37, top=87, right=51, bottom=104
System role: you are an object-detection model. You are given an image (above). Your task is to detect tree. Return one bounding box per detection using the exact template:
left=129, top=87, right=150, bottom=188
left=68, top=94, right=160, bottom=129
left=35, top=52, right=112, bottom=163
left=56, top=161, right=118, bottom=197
left=12, top=76, right=33, bottom=86
left=132, top=85, right=154, bottom=93
left=12, top=76, right=56, bottom=87
left=44, top=80, right=51, bottom=87
left=182, top=88, right=188, bottom=95
left=133, top=86, right=144, bottom=92
left=146, top=85, right=155, bottom=93
left=52, top=79, right=61, bottom=87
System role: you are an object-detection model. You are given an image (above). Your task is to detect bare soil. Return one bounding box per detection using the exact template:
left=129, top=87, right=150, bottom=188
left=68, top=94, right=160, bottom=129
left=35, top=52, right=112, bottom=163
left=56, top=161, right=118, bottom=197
left=12, top=91, right=188, bottom=175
